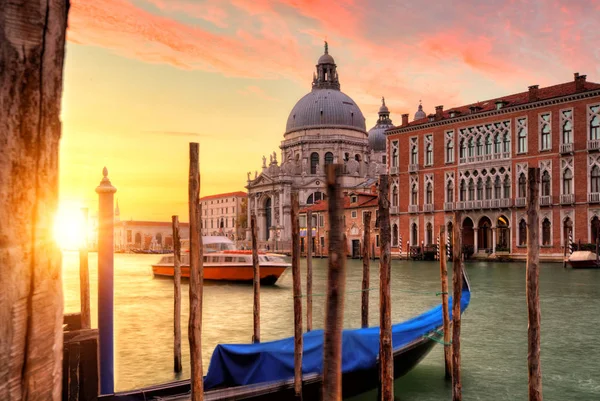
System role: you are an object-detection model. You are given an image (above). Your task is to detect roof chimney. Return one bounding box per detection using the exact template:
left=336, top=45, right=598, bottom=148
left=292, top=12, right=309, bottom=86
left=435, top=105, right=443, bottom=120
left=575, top=72, right=587, bottom=92
left=528, top=85, right=539, bottom=102
left=401, top=113, right=409, bottom=126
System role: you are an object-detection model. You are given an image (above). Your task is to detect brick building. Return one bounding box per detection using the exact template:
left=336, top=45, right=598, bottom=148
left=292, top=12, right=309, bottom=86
left=299, top=189, right=381, bottom=258
left=385, top=73, right=600, bottom=261
left=200, top=191, right=247, bottom=240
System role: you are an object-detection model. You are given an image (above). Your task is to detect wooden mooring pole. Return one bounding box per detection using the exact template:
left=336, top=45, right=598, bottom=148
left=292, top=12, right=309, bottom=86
left=307, top=209, right=313, bottom=332
left=188, top=143, right=204, bottom=401
left=361, top=211, right=371, bottom=328
left=251, top=215, right=260, bottom=343
left=379, top=176, right=393, bottom=401
left=452, top=211, right=463, bottom=401
left=172, top=215, right=182, bottom=373
left=526, top=167, right=543, bottom=401
left=439, top=226, right=451, bottom=379
left=291, top=192, right=303, bottom=400
left=322, top=164, right=346, bottom=401
left=80, top=208, right=91, bottom=330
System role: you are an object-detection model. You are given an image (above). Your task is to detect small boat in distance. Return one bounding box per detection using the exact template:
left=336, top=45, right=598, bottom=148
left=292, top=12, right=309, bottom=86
left=567, top=250, right=600, bottom=269
left=151, top=236, right=290, bottom=285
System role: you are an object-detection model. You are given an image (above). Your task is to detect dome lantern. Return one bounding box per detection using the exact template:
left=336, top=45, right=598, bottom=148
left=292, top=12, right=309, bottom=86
left=312, top=41, right=340, bottom=90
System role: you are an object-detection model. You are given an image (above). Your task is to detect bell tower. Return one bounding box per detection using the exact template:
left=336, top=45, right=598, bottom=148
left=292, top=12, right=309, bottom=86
left=312, top=41, right=340, bottom=90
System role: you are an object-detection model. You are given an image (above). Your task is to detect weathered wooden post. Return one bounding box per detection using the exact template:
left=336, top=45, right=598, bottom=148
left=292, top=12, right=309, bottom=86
left=0, top=2, right=69, bottom=398
left=172, top=215, right=183, bottom=373
left=322, top=164, right=346, bottom=401
left=188, top=143, right=204, bottom=401
left=361, top=212, right=371, bottom=328
left=291, top=193, right=303, bottom=399
left=379, top=176, right=393, bottom=401
left=96, top=168, right=117, bottom=394
left=439, top=226, right=451, bottom=378
left=80, top=208, right=91, bottom=330
left=307, top=209, right=313, bottom=332
left=452, top=211, right=463, bottom=401
left=526, top=167, right=543, bottom=401
left=251, top=215, right=260, bottom=343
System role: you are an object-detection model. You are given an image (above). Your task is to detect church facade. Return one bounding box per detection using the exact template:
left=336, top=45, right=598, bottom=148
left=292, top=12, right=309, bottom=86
left=245, top=44, right=387, bottom=243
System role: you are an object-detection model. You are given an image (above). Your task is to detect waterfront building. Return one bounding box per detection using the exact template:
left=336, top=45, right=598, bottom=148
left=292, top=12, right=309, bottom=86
left=386, top=73, right=600, bottom=261
left=200, top=191, right=247, bottom=240
left=246, top=43, right=388, bottom=244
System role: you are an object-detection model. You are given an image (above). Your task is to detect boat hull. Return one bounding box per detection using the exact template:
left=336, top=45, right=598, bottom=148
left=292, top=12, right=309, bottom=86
left=152, top=264, right=287, bottom=285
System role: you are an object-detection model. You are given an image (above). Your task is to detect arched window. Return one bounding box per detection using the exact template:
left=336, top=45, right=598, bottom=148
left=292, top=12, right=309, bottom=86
left=411, top=223, right=418, bottom=245
left=411, top=145, right=418, bottom=165
left=411, top=183, right=418, bottom=205
left=392, top=224, right=398, bottom=246
left=447, top=181, right=454, bottom=202
left=592, top=216, right=600, bottom=244
left=518, top=126, right=527, bottom=153
left=591, top=165, right=600, bottom=193
left=425, top=143, right=433, bottom=165
left=562, top=116, right=572, bottom=144
left=541, top=120, right=551, bottom=150
left=563, top=169, right=572, bottom=195
left=426, top=183, right=433, bottom=204
left=355, top=154, right=361, bottom=162
left=446, top=138, right=454, bottom=163
left=518, top=173, right=527, bottom=198
left=494, top=134, right=502, bottom=154
left=468, top=179, right=475, bottom=201
left=310, top=152, right=319, bottom=174
left=476, top=137, right=483, bottom=156
left=485, top=177, right=492, bottom=199
left=542, top=170, right=551, bottom=197
left=392, top=186, right=398, bottom=207
left=426, top=222, right=433, bottom=245
left=477, top=178, right=483, bottom=200
left=503, top=133, right=511, bottom=154
left=324, top=152, right=334, bottom=165
left=459, top=139, right=466, bottom=159
left=494, top=176, right=502, bottom=199
left=591, top=109, right=600, bottom=140
left=542, top=218, right=551, bottom=246
left=460, top=180, right=466, bottom=202
left=485, top=134, right=492, bottom=155
left=519, top=219, right=527, bottom=246
left=497, top=215, right=510, bottom=250
left=468, top=138, right=474, bottom=157
left=503, top=175, right=511, bottom=198
left=306, top=192, right=325, bottom=205
left=135, top=232, right=142, bottom=246
left=391, top=147, right=398, bottom=167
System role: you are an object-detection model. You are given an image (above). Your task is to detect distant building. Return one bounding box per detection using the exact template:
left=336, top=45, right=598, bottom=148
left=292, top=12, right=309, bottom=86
left=200, top=191, right=247, bottom=240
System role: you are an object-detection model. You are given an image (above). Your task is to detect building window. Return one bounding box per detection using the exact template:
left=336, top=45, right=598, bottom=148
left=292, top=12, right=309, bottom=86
left=376, top=235, right=380, bottom=247
left=350, top=195, right=357, bottom=203
left=446, top=181, right=454, bottom=202
left=542, top=218, right=551, bottom=246
left=591, top=165, right=600, bottom=193
left=541, top=171, right=551, bottom=197
left=540, top=113, right=551, bottom=151
left=426, top=222, right=433, bottom=245
left=459, top=139, right=466, bottom=159
left=468, top=138, right=474, bottom=157
left=325, top=152, right=334, bottom=165
left=391, top=141, right=399, bottom=167
left=410, top=141, right=418, bottom=165
left=485, top=134, right=492, bottom=155
left=320, top=236, right=325, bottom=249
left=411, top=223, right=418, bottom=245
left=310, top=152, right=319, bottom=174
left=503, top=176, right=511, bottom=199
left=446, top=131, right=454, bottom=163
left=351, top=211, right=357, bottom=218
left=426, top=183, right=433, bottom=204
left=392, top=186, right=398, bottom=207
left=392, top=224, right=398, bottom=246
left=425, top=143, right=432, bottom=165
left=476, top=137, right=483, bottom=157
left=494, top=134, right=501, bottom=154
left=460, top=180, right=466, bottom=201
left=319, top=214, right=324, bottom=227
left=517, top=117, right=527, bottom=153
left=485, top=177, right=492, bottom=199
left=519, top=219, right=527, bottom=246
left=503, top=133, right=511, bottom=154
left=411, top=183, right=418, bottom=205
left=494, top=176, right=502, bottom=199
left=307, top=191, right=325, bottom=205
left=590, top=105, right=600, bottom=140
left=561, top=110, right=573, bottom=144
left=518, top=173, right=526, bottom=198
left=477, top=178, right=483, bottom=200
left=563, top=168, right=572, bottom=195
left=468, top=179, right=475, bottom=201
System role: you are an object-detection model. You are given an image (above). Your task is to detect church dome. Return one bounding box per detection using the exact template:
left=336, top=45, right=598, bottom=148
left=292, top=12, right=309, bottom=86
left=368, top=97, right=394, bottom=152
left=285, top=43, right=366, bottom=135
left=414, top=102, right=426, bottom=121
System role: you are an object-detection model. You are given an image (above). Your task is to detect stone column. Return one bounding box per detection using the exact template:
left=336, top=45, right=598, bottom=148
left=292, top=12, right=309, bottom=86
left=473, top=228, right=479, bottom=253
left=279, top=191, right=284, bottom=235
left=492, top=227, right=497, bottom=253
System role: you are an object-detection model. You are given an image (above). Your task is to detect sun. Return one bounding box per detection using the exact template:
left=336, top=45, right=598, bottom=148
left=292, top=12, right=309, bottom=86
left=53, top=204, right=87, bottom=250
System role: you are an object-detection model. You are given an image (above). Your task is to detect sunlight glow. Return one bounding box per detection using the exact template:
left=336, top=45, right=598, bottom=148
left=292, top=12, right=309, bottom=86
left=54, top=204, right=86, bottom=250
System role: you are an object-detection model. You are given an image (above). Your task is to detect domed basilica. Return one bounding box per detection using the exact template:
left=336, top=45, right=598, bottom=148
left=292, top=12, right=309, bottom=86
left=246, top=44, right=394, bottom=242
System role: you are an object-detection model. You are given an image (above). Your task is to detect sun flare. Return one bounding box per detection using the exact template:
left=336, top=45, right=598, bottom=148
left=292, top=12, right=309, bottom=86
left=53, top=204, right=87, bottom=250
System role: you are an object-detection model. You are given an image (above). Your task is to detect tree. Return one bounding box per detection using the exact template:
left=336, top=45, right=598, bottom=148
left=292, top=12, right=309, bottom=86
left=0, top=1, right=70, bottom=400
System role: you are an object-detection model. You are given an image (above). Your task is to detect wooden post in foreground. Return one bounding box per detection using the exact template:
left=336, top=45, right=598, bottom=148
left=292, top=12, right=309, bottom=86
left=251, top=215, right=260, bottom=343
left=172, top=215, right=182, bottom=373
left=439, top=226, right=451, bottom=379
left=80, top=208, right=91, bottom=330
left=452, top=211, right=463, bottom=401
left=188, top=143, right=204, bottom=401
left=291, top=192, right=303, bottom=400
left=307, top=209, right=313, bottom=332
left=322, top=164, right=346, bottom=401
left=361, top=212, right=371, bottom=328
left=526, top=167, right=543, bottom=401
left=378, top=176, right=393, bottom=401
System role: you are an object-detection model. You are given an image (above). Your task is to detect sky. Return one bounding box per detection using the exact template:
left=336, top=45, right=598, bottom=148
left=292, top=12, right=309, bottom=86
left=59, top=0, right=600, bottom=221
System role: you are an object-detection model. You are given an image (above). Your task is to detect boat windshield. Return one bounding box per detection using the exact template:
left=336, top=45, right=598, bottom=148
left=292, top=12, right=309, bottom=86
left=180, top=236, right=236, bottom=253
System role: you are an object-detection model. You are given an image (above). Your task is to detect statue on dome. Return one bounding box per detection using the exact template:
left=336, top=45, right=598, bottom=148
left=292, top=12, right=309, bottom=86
left=272, top=151, right=277, bottom=164
left=269, top=154, right=273, bottom=164
left=254, top=171, right=258, bottom=179
left=262, top=155, right=266, bottom=168
left=247, top=171, right=251, bottom=181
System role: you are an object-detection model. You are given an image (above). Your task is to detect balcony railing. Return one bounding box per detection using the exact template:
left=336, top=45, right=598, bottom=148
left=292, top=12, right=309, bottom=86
left=482, top=199, right=492, bottom=209
left=390, top=166, right=398, bottom=175
left=560, top=143, right=574, bottom=154
left=444, top=202, right=454, bottom=211
left=500, top=198, right=512, bottom=208
left=473, top=200, right=482, bottom=209
left=408, top=164, right=419, bottom=173
left=424, top=204, right=434, bottom=213
left=540, top=195, right=552, bottom=206
left=515, top=197, right=526, bottom=207
left=560, top=193, right=574, bottom=205
left=455, top=201, right=465, bottom=210
left=408, top=205, right=419, bottom=213
left=390, top=206, right=399, bottom=214
left=588, top=139, right=600, bottom=151
left=589, top=192, right=600, bottom=203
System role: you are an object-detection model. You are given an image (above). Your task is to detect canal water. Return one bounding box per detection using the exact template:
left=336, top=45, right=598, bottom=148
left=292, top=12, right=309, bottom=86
left=62, top=252, right=600, bottom=400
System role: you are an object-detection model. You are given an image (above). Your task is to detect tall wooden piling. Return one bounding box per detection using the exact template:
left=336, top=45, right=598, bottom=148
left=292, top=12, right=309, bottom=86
left=322, top=164, right=346, bottom=401
left=526, top=167, right=543, bottom=401
left=291, top=192, right=303, bottom=399
left=361, top=212, right=371, bottom=328
left=251, top=215, right=260, bottom=343
left=172, top=216, right=182, bottom=373
left=80, top=208, right=91, bottom=330
left=439, top=226, right=451, bottom=379
left=307, top=209, right=313, bottom=332
left=188, top=143, right=204, bottom=401
left=96, top=168, right=117, bottom=394
left=452, top=211, right=463, bottom=401
left=378, top=176, right=393, bottom=401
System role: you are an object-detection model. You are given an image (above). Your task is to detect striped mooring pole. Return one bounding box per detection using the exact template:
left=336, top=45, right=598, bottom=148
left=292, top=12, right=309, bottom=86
left=447, top=232, right=451, bottom=259
left=399, top=235, right=403, bottom=254
left=569, top=230, right=573, bottom=254
left=436, top=235, right=440, bottom=260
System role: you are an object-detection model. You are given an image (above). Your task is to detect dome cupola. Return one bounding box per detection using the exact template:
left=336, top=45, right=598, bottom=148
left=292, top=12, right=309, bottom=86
left=368, top=97, right=394, bottom=152
left=414, top=101, right=426, bottom=121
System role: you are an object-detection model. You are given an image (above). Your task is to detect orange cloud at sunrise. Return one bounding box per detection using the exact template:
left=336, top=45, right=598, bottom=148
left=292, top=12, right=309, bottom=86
left=60, top=0, right=600, bottom=222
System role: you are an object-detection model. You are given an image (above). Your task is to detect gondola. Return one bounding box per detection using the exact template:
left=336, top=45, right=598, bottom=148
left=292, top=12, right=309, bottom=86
left=100, top=270, right=471, bottom=401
